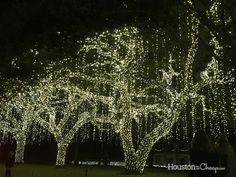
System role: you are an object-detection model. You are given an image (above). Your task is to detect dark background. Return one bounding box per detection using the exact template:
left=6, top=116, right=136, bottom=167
left=0, top=0, right=180, bottom=78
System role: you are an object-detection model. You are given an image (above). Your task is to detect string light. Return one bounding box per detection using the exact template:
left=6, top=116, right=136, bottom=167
left=69, top=25, right=234, bottom=173
left=0, top=8, right=235, bottom=172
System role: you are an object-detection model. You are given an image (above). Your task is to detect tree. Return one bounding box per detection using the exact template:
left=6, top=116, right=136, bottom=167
left=25, top=72, right=114, bottom=166
left=0, top=89, right=35, bottom=163
left=65, top=22, right=234, bottom=173
left=0, top=74, right=36, bottom=163
left=183, top=0, right=236, bottom=70
left=180, top=0, right=236, bottom=138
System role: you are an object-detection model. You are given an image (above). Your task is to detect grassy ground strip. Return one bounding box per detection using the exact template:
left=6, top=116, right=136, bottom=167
left=0, top=164, right=187, bottom=177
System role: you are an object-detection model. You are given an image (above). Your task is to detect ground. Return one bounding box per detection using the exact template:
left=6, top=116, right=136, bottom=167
left=0, top=164, right=187, bottom=177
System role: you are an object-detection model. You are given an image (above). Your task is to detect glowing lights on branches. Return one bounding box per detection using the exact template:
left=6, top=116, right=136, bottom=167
left=0, top=19, right=235, bottom=173
left=70, top=25, right=234, bottom=173
left=0, top=89, right=34, bottom=163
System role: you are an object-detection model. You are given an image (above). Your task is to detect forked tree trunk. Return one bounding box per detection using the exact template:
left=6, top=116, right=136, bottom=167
left=15, top=135, right=26, bottom=163
left=56, top=142, right=69, bottom=166
left=120, top=124, right=147, bottom=174
left=121, top=117, right=175, bottom=174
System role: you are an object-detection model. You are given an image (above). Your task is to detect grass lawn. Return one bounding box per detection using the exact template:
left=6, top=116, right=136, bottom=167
left=0, top=164, right=187, bottom=177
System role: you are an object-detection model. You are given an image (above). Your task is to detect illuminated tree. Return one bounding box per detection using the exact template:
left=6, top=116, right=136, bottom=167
left=0, top=70, right=114, bottom=166
left=1, top=14, right=234, bottom=173
left=26, top=72, right=115, bottom=166
left=0, top=75, right=36, bottom=163
left=65, top=22, right=234, bottom=173
left=182, top=0, right=236, bottom=137
left=183, top=0, right=236, bottom=69
left=0, top=89, right=34, bottom=163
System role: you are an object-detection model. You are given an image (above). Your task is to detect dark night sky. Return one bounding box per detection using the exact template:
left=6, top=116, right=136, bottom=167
left=1, top=0, right=235, bottom=80
left=0, top=0, right=180, bottom=78
left=1, top=0, right=235, bottom=76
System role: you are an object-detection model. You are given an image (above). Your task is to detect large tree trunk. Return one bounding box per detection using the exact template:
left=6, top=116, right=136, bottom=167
left=121, top=116, right=175, bottom=174
left=119, top=90, right=174, bottom=174
left=15, top=135, right=26, bottom=163
left=122, top=133, right=150, bottom=174
left=56, top=142, right=69, bottom=166
left=124, top=153, right=147, bottom=174
left=120, top=122, right=147, bottom=174
left=119, top=93, right=148, bottom=174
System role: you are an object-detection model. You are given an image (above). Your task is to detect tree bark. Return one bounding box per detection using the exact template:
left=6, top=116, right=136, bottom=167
left=56, top=142, right=69, bottom=166
left=120, top=122, right=147, bottom=174
left=121, top=116, right=175, bottom=174
left=124, top=153, right=147, bottom=174
left=118, top=91, right=149, bottom=174
left=15, top=135, right=26, bottom=163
